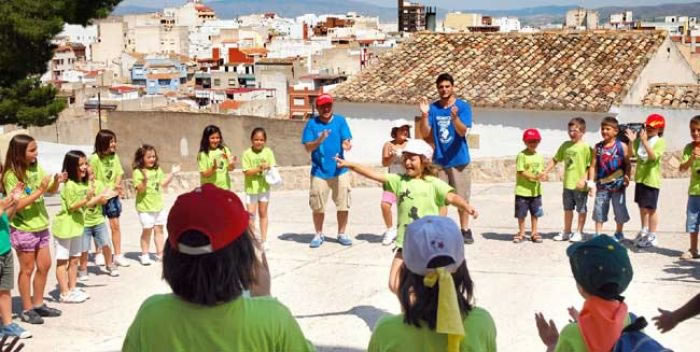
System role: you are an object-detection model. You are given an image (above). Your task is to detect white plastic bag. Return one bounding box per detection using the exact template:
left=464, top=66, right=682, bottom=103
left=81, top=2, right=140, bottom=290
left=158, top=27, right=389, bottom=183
left=264, top=167, right=282, bottom=186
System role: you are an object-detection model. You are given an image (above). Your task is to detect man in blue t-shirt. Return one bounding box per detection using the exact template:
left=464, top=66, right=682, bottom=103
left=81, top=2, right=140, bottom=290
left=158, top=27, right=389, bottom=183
left=301, top=94, right=353, bottom=248
left=418, top=73, right=476, bottom=244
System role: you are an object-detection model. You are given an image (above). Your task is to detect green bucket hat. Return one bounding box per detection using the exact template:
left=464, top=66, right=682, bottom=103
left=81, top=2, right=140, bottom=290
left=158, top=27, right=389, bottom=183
left=567, top=235, right=633, bottom=300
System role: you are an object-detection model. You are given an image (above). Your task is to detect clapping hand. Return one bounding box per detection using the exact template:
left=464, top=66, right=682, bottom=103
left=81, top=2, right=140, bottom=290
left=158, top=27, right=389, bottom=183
left=318, top=130, right=331, bottom=143
left=39, top=175, right=52, bottom=192
left=450, top=105, right=459, bottom=120
left=419, top=97, right=430, bottom=115
left=625, top=129, right=637, bottom=144
left=567, top=307, right=580, bottom=323
left=639, top=128, right=648, bottom=143
left=535, top=313, right=559, bottom=348
left=652, top=308, right=679, bottom=333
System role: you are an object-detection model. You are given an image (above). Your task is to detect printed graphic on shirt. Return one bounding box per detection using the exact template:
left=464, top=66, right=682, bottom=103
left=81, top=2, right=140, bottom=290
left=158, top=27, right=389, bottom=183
left=436, top=116, right=453, bottom=144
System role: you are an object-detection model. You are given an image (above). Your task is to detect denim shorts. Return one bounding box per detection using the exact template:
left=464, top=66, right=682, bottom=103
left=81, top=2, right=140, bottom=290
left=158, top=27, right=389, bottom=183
left=83, top=222, right=111, bottom=250
left=563, top=189, right=588, bottom=213
left=103, top=197, right=122, bottom=219
left=514, top=195, right=544, bottom=219
left=686, top=195, right=700, bottom=233
left=592, top=189, right=630, bottom=224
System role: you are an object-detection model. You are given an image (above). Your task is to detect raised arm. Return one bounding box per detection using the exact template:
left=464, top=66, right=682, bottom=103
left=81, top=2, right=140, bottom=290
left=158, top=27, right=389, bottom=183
left=335, top=157, right=387, bottom=184
left=418, top=97, right=432, bottom=139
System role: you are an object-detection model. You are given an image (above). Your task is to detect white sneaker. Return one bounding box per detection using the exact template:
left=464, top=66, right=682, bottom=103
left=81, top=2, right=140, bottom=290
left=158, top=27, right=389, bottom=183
left=553, top=232, right=571, bottom=241
left=114, top=254, right=131, bottom=267
left=381, top=228, right=398, bottom=246
left=59, top=291, right=87, bottom=304
left=94, top=253, right=105, bottom=266
left=637, top=233, right=658, bottom=248
left=633, top=229, right=648, bottom=246
left=139, top=254, right=153, bottom=266
left=77, top=270, right=89, bottom=282
left=105, top=265, right=120, bottom=277
left=569, top=232, right=583, bottom=242
left=71, top=288, right=90, bottom=300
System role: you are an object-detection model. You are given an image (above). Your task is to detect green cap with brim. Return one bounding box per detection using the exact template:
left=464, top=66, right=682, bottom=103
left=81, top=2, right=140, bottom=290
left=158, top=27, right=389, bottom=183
left=567, top=235, right=633, bottom=300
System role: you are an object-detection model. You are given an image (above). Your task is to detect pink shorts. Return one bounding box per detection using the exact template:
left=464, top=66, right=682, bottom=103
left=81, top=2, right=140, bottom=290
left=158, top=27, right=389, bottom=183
left=10, top=228, right=50, bottom=252
left=381, top=191, right=397, bottom=204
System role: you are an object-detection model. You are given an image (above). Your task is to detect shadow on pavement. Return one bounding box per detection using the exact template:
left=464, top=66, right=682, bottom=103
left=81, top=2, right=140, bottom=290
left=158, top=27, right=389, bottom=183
left=627, top=245, right=684, bottom=258
left=661, top=260, right=700, bottom=282
left=295, top=305, right=389, bottom=330
left=356, top=233, right=382, bottom=243
left=279, top=233, right=316, bottom=243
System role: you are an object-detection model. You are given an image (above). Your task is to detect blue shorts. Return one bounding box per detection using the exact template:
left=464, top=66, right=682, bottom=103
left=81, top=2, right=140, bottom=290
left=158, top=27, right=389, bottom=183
left=82, top=223, right=111, bottom=250
left=102, top=197, right=122, bottom=219
left=514, top=195, right=544, bottom=219
left=686, top=196, right=700, bottom=233
left=592, top=189, right=630, bottom=224
left=563, top=189, right=588, bottom=213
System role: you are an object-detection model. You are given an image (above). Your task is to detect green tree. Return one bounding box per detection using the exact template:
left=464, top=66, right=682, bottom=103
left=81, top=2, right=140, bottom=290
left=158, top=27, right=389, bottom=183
left=0, top=0, right=122, bottom=127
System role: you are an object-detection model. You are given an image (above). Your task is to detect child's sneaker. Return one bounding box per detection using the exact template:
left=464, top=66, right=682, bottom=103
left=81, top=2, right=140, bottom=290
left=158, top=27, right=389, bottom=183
left=633, top=229, right=648, bottom=246
left=94, top=253, right=105, bottom=266
left=19, top=310, right=43, bottom=325
left=337, top=234, right=353, bottom=246
left=381, top=228, right=397, bottom=246
left=114, top=254, right=131, bottom=267
left=309, top=234, right=324, bottom=248
left=613, top=232, right=625, bottom=242
left=105, top=265, right=120, bottom=277
left=461, top=229, right=475, bottom=244
left=59, top=291, right=86, bottom=304
left=569, top=231, right=583, bottom=242
left=680, top=249, right=700, bottom=260
left=71, top=288, right=90, bottom=300
left=1, top=322, right=31, bottom=339
left=33, top=304, right=61, bottom=317
left=553, top=232, right=571, bottom=241
left=77, top=270, right=89, bottom=282
left=139, top=254, right=153, bottom=266
left=637, top=232, right=658, bottom=248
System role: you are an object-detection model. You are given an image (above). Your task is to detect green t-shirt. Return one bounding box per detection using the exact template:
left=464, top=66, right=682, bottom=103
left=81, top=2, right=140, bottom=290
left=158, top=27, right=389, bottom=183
left=84, top=180, right=106, bottom=227
left=368, top=307, right=497, bottom=352
left=133, top=168, right=165, bottom=213
left=683, top=143, right=700, bottom=196
left=52, top=180, right=88, bottom=239
left=89, top=153, right=124, bottom=190
left=198, top=147, right=232, bottom=190
left=383, top=174, right=453, bottom=248
left=554, top=141, right=593, bottom=191
left=3, top=165, right=50, bottom=232
left=242, top=147, right=277, bottom=195
left=515, top=150, right=544, bottom=197
left=0, top=213, right=11, bottom=256
left=633, top=138, right=666, bottom=189
left=122, top=294, right=315, bottom=352
left=555, top=315, right=632, bottom=352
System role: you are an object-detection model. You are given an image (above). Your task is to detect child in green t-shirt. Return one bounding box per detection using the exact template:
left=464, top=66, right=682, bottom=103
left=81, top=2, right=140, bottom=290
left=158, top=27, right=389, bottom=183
left=515, top=129, right=545, bottom=243
left=242, top=128, right=277, bottom=251
left=198, top=125, right=237, bottom=190
left=132, top=145, right=177, bottom=266
left=542, top=117, right=593, bottom=243
left=625, top=114, right=667, bottom=249
left=679, top=115, right=700, bottom=260
left=336, top=139, right=478, bottom=294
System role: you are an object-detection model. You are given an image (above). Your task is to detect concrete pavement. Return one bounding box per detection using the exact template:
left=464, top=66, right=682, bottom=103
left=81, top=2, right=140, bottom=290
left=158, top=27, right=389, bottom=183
left=17, top=178, right=700, bottom=351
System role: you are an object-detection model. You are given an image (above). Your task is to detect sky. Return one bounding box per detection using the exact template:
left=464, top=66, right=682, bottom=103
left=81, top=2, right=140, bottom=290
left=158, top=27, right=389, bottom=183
left=119, top=0, right=700, bottom=10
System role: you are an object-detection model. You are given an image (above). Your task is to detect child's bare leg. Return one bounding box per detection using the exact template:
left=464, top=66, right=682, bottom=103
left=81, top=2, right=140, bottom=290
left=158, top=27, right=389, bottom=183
left=79, top=252, right=89, bottom=272
left=140, top=228, right=153, bottom=255
left=103, top=245, right=114, bottom=267
left=258, top=201, right=269, bottom=243
left=388, top=251, right=404, bottom=295
left=110, top=217, right=122, bottom=256
left=517, top=218, right=526, bottom=237
left=595, top=222, right=603, bottom=235
left=381, top=202, right=393, bottom=229
left=616, top=222, right=624, bottom=233
left=247, top=202, right=259, bottom=236
left=649, top=209, right=659, bottom=233
left=153, top=225, right=165, bottom=258
left=564, top=210, right=573, bottom=233
left=577, top=212, right=586, bottom=233
left=68, top=257, right=79, bottom=291
left=531, top=216, right=539, bottom=235
left=639, top=208, right=649, bottom=230
left=56, top=259, right=69, bottom=295
left=691, top=232, right=699, bottom=252
left=0, top=290, right=11, bottom=325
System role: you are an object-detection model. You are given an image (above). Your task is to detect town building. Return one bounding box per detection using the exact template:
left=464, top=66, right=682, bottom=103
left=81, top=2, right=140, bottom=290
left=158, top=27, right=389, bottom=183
left=566, top=8, right=599, bottom=30
left=398, top=0, right=426, bottom=33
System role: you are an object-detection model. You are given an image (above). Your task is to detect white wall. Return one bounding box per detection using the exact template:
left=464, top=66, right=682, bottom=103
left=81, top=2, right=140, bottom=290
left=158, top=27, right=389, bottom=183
left=336, top=102, right=608, bottom=164
left=613, top=104, right=699, bottom=152
left=623, top=36, right=697, bottom=105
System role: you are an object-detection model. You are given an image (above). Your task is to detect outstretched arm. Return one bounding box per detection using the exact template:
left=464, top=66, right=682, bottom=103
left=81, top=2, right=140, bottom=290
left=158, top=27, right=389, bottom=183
left=335, top=157, right=387, bottom=184
left=445, top=192, right=478, bottom=219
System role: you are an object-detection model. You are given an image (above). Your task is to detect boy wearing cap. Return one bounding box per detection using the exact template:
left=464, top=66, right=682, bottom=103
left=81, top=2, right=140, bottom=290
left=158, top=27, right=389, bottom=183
left=123, top=184, right=313, bottom=352
left=536, top=235, right=634, bottom=352
left=625, top=114, right=666, bottom=248
left=380, top=119, right=412, bottom=246
left=301, top=94, right=354, bottom=248
left=542, top=117, right=593, bottom=243
left=368, top=216, right=496, bottom=352
left=515, top=128, right=545, bottom=243
left=679, top=115, right=700, bottom=260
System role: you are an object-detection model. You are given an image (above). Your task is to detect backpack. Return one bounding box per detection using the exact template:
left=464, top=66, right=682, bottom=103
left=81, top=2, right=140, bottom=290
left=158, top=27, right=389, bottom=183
left=612, top=314, right=673, bottom=352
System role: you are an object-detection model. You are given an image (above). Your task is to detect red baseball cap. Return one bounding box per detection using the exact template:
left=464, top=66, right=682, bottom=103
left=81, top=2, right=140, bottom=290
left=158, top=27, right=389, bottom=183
left=316, top=94, right=333, bottom=107
left=523, top=128, right=542, bottom=142
left=167, top=184, right=249, bottom=255
left=645, top=114, right=665, bottom=129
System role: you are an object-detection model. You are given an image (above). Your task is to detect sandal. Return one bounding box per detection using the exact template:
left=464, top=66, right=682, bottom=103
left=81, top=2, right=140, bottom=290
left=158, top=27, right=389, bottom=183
left=680, top=249, right=700, bottom=260
left=513, top=234, right=524, bottom=243
left=531, top=233, right=543, bottom=243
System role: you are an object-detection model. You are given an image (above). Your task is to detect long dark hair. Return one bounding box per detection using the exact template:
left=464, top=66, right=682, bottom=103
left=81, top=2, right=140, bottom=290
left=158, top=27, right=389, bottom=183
left=3, top=134, right=36, bottom=184
left=398, top=257, right=474, bottom=330
left=199, top=125, right=225, bottom=155
left=162, top=230, right=257, bottom=306
left=62, top=150, right=88, bottom=183
left=94, top=129, right=117, bottom=157
left=132, top=144, right=159, bottom=170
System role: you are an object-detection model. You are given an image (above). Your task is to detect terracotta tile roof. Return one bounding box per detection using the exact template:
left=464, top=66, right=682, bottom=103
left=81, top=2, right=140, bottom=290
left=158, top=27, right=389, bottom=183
left=643, top=83, right=700, bottom=109
left=334, top=31, right=668, bottom=112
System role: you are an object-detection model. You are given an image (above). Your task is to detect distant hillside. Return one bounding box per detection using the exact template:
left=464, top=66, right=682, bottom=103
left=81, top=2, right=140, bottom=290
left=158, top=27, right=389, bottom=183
left=596, top=2, right=700, bottom=21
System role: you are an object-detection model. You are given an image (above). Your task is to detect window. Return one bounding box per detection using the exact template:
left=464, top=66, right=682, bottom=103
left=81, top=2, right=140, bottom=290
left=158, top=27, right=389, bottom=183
left=293, top=98, right=305, bottom=106
left=214, top=79, right=221, bottom=86
left=228, top=78, right=236, bottom=86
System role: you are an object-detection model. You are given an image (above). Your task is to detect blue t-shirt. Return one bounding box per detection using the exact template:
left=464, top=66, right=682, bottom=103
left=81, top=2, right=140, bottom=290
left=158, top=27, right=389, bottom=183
left=428, top=98, right=473, bottom=168
left=301, top=114, right=352, bottom=179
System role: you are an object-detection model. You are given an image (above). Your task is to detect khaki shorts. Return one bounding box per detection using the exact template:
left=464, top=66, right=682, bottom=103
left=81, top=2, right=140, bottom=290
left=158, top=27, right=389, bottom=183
left=437, top=164, right=472, bottom=202
left=309, top=173, right=351, bottom=213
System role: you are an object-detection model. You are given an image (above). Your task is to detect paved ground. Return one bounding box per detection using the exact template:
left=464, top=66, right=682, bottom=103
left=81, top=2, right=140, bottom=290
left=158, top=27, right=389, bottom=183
left=16, top=178, right=700, bottom=351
